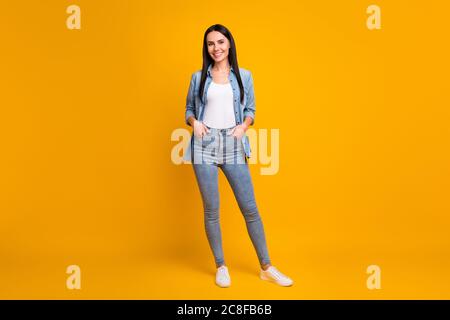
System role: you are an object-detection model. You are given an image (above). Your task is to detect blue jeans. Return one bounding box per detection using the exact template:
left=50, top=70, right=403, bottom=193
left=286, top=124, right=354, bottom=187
left=191, top=125, right=271, bottom=268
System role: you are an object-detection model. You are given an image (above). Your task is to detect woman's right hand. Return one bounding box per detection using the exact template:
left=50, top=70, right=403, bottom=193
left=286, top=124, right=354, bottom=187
left=193, top=120, right=210, bottom=138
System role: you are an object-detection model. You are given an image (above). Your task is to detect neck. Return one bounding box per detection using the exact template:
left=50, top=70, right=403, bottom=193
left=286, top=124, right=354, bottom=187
left=213, top=60, right=230, bottom=72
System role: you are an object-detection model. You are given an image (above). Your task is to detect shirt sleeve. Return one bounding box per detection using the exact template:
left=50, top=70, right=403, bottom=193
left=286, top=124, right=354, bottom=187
left=185, top=72, right=196, bottom=126
left=243, top=71, right=255, bottom=126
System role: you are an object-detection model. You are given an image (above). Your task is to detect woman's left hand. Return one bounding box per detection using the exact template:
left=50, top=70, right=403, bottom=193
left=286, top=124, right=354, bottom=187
left=230, top=124, right=247, bottom=139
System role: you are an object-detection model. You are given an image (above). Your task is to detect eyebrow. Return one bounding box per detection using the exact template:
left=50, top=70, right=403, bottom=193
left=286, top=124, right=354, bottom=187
left=207, top=39, right=225, bottom=43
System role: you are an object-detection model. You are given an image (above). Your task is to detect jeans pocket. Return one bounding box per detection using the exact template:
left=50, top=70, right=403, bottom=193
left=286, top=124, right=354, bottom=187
left=202, top=134, right=215, bottom=149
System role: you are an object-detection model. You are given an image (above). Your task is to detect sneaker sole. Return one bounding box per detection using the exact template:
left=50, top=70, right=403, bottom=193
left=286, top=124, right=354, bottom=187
left=260, top=273, right=293, bottom=287
left=216, top=282, right=231, bottom=288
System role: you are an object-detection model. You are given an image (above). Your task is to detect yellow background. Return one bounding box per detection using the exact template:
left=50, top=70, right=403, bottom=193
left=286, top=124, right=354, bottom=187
left=1, top=0, right=449, bottom=299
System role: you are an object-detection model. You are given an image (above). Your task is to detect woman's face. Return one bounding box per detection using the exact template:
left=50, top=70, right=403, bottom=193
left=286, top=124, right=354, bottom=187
left=206, top=31, right=230, bottom=63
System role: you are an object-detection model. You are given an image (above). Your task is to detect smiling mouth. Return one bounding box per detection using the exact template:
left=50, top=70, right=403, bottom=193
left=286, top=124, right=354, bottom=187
left=214, top=52, right=223, bottom=57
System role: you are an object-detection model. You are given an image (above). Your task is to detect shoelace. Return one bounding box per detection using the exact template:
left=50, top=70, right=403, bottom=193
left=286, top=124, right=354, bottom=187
left=217, top=267, right=229, bottom=279
left=268, top=267, right=288, bottom=281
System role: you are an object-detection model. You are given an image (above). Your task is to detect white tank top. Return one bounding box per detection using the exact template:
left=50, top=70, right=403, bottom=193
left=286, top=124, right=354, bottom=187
left=203, top=81, right=236, bottom=129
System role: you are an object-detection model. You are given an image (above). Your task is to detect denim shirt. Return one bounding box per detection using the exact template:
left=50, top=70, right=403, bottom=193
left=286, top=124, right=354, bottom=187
left=183, top=64, right=256, bottom=162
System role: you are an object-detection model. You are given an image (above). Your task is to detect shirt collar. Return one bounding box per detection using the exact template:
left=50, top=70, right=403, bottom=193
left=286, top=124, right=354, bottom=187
left=207, top=64, right=235, bottom=77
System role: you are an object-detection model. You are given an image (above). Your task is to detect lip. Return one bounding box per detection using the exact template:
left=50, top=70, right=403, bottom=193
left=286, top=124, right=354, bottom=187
left=213, top=52, right=223, bottom=57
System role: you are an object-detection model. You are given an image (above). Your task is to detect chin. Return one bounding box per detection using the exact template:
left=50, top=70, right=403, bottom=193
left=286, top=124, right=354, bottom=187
left=212, top=56, right=226, bottom=63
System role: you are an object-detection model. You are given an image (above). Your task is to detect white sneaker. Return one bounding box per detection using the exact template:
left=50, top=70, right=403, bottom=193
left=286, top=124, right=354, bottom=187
left=215, top=266, right=231, bottom=288
left=260, top=266, right=293, bottom=286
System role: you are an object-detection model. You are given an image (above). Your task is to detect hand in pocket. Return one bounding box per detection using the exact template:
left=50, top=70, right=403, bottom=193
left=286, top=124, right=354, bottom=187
left=193, top=120, right=210, bottom=138
left=229, top=124, right=245, bottom=139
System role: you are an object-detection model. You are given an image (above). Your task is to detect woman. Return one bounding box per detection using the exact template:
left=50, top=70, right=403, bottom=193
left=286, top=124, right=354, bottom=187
left=184, top=24, right=293, bottom=288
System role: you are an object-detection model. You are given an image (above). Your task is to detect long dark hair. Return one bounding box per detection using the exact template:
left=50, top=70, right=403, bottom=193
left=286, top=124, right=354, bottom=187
left=199, top=24, right=245, bottom=104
